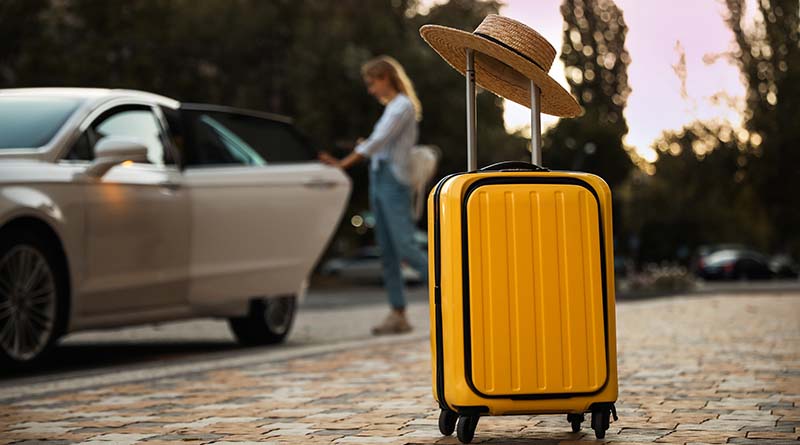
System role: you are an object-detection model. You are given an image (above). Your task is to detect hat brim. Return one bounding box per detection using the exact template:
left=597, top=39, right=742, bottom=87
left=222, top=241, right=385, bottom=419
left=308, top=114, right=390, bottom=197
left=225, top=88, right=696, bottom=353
left=420, top=25, right=581, bottom=118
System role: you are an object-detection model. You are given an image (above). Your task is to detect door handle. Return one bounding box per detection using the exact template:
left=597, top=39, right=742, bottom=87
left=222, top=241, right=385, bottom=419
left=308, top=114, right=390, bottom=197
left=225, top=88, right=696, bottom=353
left=303, top=179, right=338, bottom=189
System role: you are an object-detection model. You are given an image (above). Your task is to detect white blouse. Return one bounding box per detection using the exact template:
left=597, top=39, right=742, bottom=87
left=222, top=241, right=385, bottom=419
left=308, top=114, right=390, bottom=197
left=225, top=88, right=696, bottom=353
left=355, top=93, right=418, bottom=185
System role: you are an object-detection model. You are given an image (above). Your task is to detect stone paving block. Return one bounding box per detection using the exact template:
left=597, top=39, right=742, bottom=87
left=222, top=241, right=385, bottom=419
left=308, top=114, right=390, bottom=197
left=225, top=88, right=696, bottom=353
left=19, top=432, right=99, bottom=442
left=728, top=439, right=800, bottom=445
left=0, top=439, right=74, bottom=445
left=333, top=436, right=407, bottom=445
left=746, top=431, right=800, bottom=440
left=144, top=432, right=225, bottom=441
left=68, top=426, right=121, bottom=434
left=652, top=414, right=716, bottom=424
left=6, top=421, right=78, bottom=435
left=133, top=441, right=208, bottom=445
left=82, top=432, right=158, bottom=444
left=718, top=409, right=780, bottom=422
left=656, top=430, right=746, bottom=443
left=210, top=442, right=280, bottom=445
left=745, top=424, right=796, bottom=432
left=640, top=420, right=678, bottom=429
left=600, top=440, right=664, bottom=445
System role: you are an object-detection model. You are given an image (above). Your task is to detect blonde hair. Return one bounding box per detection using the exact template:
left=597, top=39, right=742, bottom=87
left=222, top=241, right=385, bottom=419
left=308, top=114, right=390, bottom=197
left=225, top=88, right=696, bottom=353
left=361, top=55, right=422, bottom=121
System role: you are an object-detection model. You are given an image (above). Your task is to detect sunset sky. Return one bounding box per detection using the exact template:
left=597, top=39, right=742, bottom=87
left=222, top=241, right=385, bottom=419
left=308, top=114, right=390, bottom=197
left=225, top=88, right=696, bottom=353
left=430, top=0, right=753, bottom=163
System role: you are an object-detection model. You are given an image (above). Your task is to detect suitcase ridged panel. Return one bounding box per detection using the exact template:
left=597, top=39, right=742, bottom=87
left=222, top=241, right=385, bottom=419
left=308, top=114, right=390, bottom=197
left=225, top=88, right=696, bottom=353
left=465, top=183, right=607, bottom=396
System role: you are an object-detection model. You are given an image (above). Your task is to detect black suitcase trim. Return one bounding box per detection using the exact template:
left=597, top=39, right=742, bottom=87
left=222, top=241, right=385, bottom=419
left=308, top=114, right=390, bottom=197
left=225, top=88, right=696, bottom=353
left=459, top=176, right=612, bottom=400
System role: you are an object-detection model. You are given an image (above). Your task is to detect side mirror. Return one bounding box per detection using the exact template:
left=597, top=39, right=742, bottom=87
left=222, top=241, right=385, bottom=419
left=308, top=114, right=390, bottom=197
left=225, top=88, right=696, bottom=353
left=83, top=136, right=149, bottom=178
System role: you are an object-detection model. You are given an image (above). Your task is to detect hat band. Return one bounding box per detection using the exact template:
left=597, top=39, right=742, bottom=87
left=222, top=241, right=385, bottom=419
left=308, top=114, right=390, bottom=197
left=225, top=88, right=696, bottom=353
left=473, top=32, right=547, bottom=72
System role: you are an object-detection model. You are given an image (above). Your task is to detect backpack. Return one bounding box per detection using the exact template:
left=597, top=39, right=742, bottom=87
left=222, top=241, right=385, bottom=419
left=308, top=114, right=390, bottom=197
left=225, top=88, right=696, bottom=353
left=407, top=145, right=441, bottom=221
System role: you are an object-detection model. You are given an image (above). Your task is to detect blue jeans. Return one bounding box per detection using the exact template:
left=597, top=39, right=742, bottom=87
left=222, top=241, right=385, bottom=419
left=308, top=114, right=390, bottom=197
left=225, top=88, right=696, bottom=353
left=370, top=161, right=429, bottom=310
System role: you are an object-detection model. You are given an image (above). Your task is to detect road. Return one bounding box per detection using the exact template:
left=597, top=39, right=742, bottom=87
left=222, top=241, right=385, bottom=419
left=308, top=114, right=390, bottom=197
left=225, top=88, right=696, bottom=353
left=0, top=284, right=429, bottom=388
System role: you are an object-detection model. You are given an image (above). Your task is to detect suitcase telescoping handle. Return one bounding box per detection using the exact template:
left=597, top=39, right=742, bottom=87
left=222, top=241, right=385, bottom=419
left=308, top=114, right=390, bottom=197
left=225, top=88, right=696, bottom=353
left=465, top=48, right=543, bottom=171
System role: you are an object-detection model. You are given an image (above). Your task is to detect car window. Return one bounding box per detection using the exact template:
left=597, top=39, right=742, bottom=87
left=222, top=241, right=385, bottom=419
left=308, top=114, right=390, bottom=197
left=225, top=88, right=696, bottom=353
left=181, top=111, right=267, bottom=167
left=197, top=111, right=315, bottom=163
left=65, top=106, right=170, bottom=166
left=95, top=109, right=167, bottom=166
left=0, top=97, right=83, bottom=149
left=198, top=115, right=266, bottom=166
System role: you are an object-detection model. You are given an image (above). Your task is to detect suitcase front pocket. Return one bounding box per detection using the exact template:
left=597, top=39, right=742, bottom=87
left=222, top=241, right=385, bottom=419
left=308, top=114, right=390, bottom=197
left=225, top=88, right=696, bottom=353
left=462, top=179, right=609, bottom=399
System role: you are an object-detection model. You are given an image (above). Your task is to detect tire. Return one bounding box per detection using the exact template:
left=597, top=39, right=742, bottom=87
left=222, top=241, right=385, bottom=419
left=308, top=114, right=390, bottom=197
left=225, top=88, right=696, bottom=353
left=0, top=228, right=67, bottom=369
left=228, top=295, right=296, bottom=346
left=567, top=413, right=584, bottom=433
left=456, top=415, right=479, bottom=444
left=438, top=409, right=457, bottom=436
left=591, top=408, right=610, bottom=439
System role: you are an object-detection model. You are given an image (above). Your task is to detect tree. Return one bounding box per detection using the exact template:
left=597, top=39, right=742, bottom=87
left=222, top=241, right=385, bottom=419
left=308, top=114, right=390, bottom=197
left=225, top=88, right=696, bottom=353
left=723, top=0, right=800, bottom=254
left=622, top=0, right=799, bottom=263
left=624, top=121, right=770, bottom=263
left=543, top=0, right=635, bottom=239
left=410, top=0, right=529, bottom=175
left=1, top=0, right=529, bottom=253
left=0, top=0, right=49, bottom=86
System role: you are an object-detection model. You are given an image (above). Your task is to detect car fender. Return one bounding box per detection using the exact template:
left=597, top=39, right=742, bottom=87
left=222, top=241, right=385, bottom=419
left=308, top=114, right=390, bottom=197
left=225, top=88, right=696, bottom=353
left=0, top=185, right=67, bottom=229
left=0, top=185, right=85, bottom=332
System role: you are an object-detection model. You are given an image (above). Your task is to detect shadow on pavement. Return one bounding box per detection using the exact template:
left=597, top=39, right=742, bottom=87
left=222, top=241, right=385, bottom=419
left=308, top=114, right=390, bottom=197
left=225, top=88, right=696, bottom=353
left=0, top=340, right=239, bottom=381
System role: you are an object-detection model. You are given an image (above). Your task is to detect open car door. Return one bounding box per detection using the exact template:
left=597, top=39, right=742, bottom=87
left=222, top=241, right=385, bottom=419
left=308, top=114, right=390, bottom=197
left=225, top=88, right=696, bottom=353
left=177, top=105, right=351, bottom=309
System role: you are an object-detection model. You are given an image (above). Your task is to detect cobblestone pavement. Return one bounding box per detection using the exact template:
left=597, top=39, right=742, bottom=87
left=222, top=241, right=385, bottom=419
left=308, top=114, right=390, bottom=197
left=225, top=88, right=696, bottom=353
left=1, top=293, right=798, bottom=444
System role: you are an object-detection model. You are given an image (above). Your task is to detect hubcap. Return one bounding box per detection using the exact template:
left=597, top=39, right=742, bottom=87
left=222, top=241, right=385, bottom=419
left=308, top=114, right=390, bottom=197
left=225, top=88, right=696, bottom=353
left=0, top=246, right=56, bottom=361
left=263, top=297, right=293, bottom=334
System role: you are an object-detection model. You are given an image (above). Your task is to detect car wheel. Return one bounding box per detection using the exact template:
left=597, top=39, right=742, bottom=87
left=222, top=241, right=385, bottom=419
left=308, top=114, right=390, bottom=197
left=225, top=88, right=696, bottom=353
left=228, top=296, right=296, bottom=346
left=0, top=229, right=66, bottom=368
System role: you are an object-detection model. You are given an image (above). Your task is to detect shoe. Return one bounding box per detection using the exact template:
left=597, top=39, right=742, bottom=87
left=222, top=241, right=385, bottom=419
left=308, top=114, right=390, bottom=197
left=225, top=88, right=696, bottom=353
left=371, top=311, right=413, bottom=336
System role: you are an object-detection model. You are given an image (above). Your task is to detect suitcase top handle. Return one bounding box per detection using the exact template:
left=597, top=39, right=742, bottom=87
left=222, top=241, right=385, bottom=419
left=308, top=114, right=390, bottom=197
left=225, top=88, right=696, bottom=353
left=419, top=15, right=581, bottom=171
left=479, top=161, right=549, bottom=172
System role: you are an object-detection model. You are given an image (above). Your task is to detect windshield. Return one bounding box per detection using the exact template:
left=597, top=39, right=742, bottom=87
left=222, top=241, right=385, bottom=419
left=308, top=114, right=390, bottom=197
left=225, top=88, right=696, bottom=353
left=0, top=97, right=84, bottom=149
left=705, top=250, right=738, bottom=266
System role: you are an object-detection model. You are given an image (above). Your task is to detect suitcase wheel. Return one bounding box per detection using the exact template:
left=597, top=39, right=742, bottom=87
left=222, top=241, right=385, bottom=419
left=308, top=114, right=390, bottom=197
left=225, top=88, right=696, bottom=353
left=591, top=407, right=611, bottom=439
left=438, top=409, right=457, bottom=436
left=456, top=414, right=479, bottom=444
left=567, top=413, right=585, bottom=433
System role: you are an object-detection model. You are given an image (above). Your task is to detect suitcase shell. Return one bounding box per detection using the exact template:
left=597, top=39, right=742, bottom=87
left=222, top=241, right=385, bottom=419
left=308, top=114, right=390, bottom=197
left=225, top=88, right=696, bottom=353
left=428, top=169, right=618, bottom=416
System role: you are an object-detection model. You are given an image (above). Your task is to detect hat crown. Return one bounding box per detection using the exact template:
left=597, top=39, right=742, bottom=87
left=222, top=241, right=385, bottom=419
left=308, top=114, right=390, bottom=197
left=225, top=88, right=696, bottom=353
left=473, top=14, right=556, bottom=72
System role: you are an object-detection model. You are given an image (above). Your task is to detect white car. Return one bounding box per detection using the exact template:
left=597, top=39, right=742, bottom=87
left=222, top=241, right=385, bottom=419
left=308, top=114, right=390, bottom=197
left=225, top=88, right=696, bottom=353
left=0, top=88, right=351, bottom=367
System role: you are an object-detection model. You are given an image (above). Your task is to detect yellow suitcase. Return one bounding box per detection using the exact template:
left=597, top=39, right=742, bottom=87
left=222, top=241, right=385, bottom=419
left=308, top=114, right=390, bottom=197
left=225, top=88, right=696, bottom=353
left=421, top=17, right=619, bottom=444
left=428, top=165, right=619, bottom=442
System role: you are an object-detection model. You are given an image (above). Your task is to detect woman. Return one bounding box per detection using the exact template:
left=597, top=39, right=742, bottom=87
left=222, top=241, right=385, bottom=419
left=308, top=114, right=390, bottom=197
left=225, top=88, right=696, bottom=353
left=319, top=56, right=428, bottom=335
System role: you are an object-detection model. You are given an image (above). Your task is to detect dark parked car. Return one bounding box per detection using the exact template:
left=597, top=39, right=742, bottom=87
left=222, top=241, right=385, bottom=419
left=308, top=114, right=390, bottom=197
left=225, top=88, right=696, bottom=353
left=695, top=249, right=773, bottom=281
left=769, top=255, right=799, bottom=279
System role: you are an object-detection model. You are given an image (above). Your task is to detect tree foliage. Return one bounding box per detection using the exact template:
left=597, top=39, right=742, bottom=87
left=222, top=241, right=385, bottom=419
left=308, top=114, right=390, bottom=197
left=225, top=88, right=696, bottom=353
left=631, top=0, right=800, bottom=261
left=623, top=121, right=770, bottom=263
left=543, top=0, right=635, bottom=239
left=0, top=0, right=531, bottom=252
left=724, top=0, right=800, bottom=254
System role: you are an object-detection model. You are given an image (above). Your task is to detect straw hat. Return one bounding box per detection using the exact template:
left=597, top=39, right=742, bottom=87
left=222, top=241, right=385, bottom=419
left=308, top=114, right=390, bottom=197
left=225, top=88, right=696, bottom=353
left=420, top=14, right=581, bottom=117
